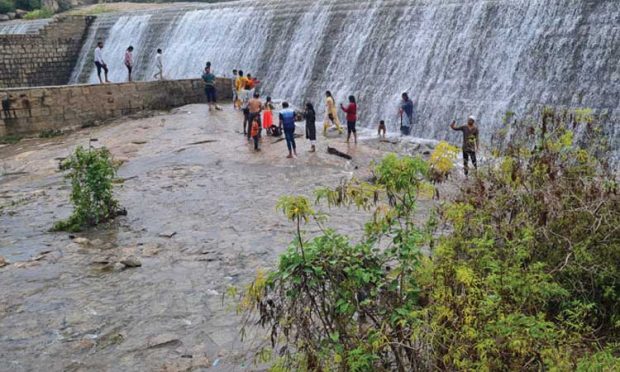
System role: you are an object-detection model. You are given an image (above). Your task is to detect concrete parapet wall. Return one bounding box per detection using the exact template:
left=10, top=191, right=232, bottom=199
left=0, top=16, right=94, bottom=88
left=0, top=78, right=231, bottom=136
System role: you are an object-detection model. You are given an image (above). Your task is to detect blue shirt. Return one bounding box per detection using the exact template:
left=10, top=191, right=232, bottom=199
left=279, top=109, right=296, bottom=130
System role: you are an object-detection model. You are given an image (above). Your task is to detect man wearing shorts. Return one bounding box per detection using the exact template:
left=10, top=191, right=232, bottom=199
left=94, top=42, right=109, bottom=84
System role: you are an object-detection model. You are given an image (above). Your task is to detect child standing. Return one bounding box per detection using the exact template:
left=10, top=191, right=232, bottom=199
left=378, top=120, right=386, bottom=138
left=251, top=117, right=261, bottom=151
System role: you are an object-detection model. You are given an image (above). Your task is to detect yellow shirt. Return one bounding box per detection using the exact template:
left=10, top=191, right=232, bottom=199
left=326, top=96, right=337, bottom=115
left=236, top=76, right=249, bottom=91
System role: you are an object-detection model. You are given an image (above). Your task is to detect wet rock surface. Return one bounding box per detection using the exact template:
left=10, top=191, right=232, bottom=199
left=0, top=104, right=438, bottom=371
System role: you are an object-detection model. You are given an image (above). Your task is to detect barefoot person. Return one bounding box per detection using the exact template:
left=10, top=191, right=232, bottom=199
left=153, top=49, right=164, bottom=80
left=248, top=92, right=263, bottom=140
left=263, top=96, right=274, bottom=131
left=94, top=42, right=109, bottom=84
left=250, top=116, right=261, bottom=152
left=305, top=102, right=317, bottom=152
left=124, top=46, right=134, bottom=82
left=341, top=95, right=357, bottom=144
left=450, top=116, right=480, bottom=177
left=378, top=120, right=387, bottom=138
left=202, top=66, right=221, bottom=111
left=279, top=102, right=297, bottom=158
left=323, top=91, right=343, bottom=135
left=399, top=92, right=414, bottom=136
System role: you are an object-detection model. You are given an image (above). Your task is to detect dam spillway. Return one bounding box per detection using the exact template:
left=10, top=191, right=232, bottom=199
left=13, top=1, right=620, bottom=150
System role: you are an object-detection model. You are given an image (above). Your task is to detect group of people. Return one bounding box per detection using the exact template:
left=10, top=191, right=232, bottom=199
left=91, top=44, right=480, bottom=174
left=225, top=69, right=480, bottom=174
left=93, top=42, right=164, bottom=84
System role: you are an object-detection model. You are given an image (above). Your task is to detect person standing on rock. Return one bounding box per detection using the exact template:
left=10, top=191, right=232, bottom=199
left=305, top=102, right=317, bottom=152
left=341, top=95, right=358, bottom=144
left=399, top=92, right=414, bottom=136
left=94, top=42, right=110, bottom=84
left=279, top=102, right=298, bottom=158
left=248, top=92, right=263, bottom=140
left=450, top=116, right=480, bottom=177
left=323, top=91, right=343, bottom=136
left=124, top=46, right=134, bottom=82
left=153, top=49, right=164, bottom=80
left=231, top=69, right=238, bottom=109
left=202, top=66, right=221, bottom=112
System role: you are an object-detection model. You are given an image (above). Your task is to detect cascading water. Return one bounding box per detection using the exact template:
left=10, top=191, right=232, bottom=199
left=49, top=0, right=620, bottom=154
left=0, top=18, right=50, bottom=34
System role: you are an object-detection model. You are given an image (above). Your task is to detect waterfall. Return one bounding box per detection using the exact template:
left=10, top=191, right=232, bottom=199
left=65, top=0, right=619, bottom=154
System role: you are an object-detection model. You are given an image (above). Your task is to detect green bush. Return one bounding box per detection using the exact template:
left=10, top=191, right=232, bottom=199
left=23, top=6, right=52, bottom=19
left=15, top=0, right=39, bottom=11
left=240, top=110, right=620, bottom=370
left=0, top=0, right=15, bottom=14
left=53, top=146, right=123, bottom=232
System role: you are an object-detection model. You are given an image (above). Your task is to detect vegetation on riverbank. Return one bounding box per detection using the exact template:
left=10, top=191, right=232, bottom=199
left=52, top=146, right=124, bottom=232
left=240, top=110, right=619, bottom=370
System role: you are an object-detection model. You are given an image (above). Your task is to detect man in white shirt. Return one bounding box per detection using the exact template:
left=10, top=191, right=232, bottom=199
left=94, top=42, right=110, bottom=84
left=153, top=49, right=163, bottom=80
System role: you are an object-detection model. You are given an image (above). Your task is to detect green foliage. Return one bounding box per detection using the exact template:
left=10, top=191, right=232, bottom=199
left=0, top=0, right=15, bottom=14
left=15, top=0, right=39, bottom=11
left=39, top=129, right=63, bottom=138
left=23, top=6, right=52, bottom=19
left=241, top=110, right=620, bottom=370
left=52, top=146, right=122, bottom=232
left=0, top=134, right=23, bottom=144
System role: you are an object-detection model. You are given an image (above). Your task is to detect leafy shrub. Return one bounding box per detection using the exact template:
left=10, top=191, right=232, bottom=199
left=53, top=146, right=123, bottom=232
left=240, top=110, right=620, bottom=370
left=15, top=0, right=39, bottom=11
left=23, top=7, right=52, bottom=19
left=0, top=0, right=15, bottom=14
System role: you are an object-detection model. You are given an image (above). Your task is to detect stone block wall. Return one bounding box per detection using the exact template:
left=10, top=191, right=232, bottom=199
left=0, top=15, right=93, bottom=88
left=0, top=78, right=231, bottom=136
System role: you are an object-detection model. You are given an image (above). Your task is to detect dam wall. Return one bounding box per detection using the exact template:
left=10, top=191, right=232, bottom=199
left=0, top=15, right=93, bottom=88
left=65, top=0, right=619, bottom=153
left=0, top=78, right=231, bottom=136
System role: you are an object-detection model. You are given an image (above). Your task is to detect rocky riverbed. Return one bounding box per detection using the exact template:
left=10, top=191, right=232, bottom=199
left=0, top=104, right=441, bottom=371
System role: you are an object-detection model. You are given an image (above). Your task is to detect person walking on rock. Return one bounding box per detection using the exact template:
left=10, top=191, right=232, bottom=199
left=450, top=115, right=480, bottom=177
left=341, top=95, right=357, bottom=144
left=202, top=66, right=221, bottom=111
left=231, top=69, right=238, bottom=109
left=279, top=102, right=297, bottom=158
left=153, top=49, right=164, bottom=80
left=323, top=91, right=343, bottom=136
left=305, top=102, right=317, bottom=152
left=94, top=42, right=109, bottom=84
left=124, top=46, right=134, bottom=82
left=248, top=92, right=263, bottom=140
left=399, top=92, right=414, bottom=136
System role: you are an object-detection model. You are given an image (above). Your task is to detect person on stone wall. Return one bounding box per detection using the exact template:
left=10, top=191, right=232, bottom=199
left=323, top=91, right=343, bottom=136
left=399, top=92, right=414, bottom=136
left=202, top=66, right=221, bottom=112
left=94, top=42, right=110, bottom=84
left=153, top=49, right=164, bottom=80
left=450, top=116, right=480, bottom=177
left=124, top=46, right=134, bottom=82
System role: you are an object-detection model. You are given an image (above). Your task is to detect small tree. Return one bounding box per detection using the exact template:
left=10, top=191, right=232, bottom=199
left=53, top=146, right=122, bottom=232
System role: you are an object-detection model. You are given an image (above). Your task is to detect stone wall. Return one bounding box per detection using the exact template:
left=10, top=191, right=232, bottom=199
left=0, top=15, right=93, bottom=88
left=0, top=78, right=231, bottom=136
